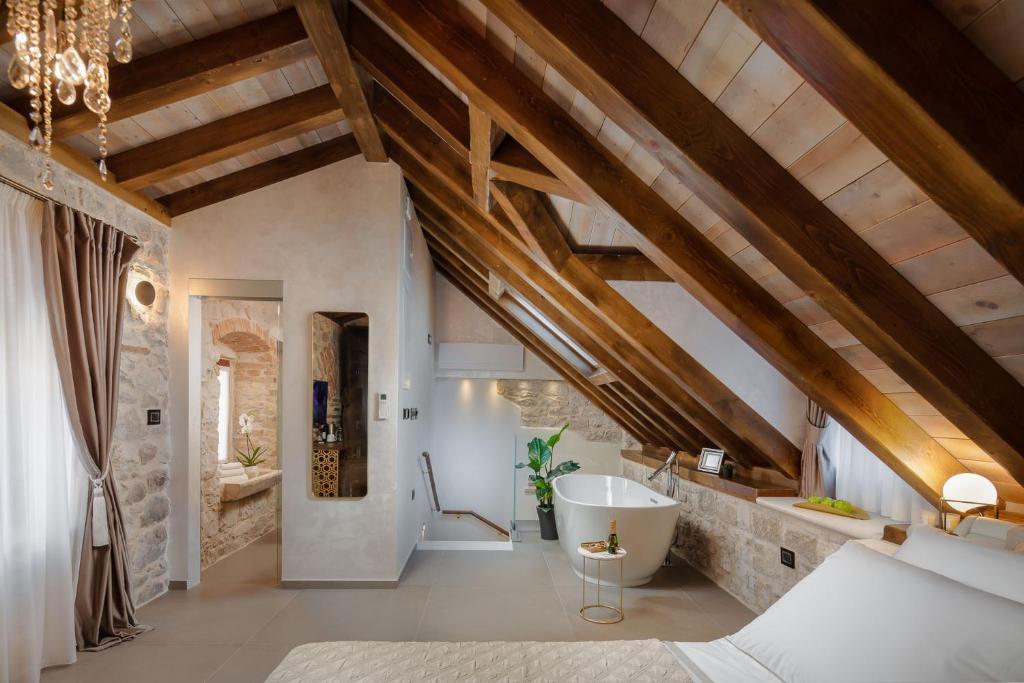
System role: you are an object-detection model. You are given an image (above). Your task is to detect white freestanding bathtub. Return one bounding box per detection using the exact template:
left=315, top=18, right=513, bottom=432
left=553, top=474, right=681, bottom=587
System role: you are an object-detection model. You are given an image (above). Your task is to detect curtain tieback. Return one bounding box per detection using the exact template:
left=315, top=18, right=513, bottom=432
left=87, top=454, right=113, bottom=548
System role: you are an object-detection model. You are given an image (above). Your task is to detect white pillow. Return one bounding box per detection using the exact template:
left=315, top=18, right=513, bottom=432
left=896, top=524, right=1024, bottom=603
left=955, top=516, right=1022, bottom=547
left=728, top=542, right=1024, bottom=683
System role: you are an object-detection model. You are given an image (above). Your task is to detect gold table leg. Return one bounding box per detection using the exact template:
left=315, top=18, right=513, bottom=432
left=579, top=555, right=624, bottom=624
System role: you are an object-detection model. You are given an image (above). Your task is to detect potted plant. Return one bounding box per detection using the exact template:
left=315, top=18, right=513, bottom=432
left=516, top=424, right=580, bottom=540
left=236, top=413, right=267, bottom=477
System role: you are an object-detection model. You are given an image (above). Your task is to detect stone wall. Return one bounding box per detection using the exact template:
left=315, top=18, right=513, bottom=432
left=496, top=379, right=637, bottom=447
left=622, top=459, right=851, bottom=614
left=0, top=130, right=174, bottom=606
left=200, top=299, right=281, bottom=568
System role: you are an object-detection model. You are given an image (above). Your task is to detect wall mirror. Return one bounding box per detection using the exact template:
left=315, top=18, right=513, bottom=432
left=311, top=312, right=369, bottom=498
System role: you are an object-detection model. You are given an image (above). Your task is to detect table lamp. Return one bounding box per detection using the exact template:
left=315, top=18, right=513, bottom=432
left=941, top=473, right=998, bottom=530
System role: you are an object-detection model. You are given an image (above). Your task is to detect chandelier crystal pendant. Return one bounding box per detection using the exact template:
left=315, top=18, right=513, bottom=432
left=4, top=0, right=134, bottom=190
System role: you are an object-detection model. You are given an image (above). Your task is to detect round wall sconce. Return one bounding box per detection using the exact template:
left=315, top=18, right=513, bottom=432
left=134, top=279, right=156, bottom=307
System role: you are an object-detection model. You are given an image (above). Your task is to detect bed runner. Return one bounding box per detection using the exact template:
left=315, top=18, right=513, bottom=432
left=267, top=639, right=694, bottom=682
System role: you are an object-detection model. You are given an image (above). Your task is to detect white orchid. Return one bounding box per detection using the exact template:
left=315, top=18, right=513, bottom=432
left=238, top=413, right=255, bottom=435
left=235, top=413, right=266, bottom=467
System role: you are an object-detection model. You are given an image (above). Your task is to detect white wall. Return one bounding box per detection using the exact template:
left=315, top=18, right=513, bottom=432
left=396, top=197, right=436, bottom=565
left=612, top=281, right=807, bottom=446
left=169, top=158, right=406, bottom=583
left=430, top=379, right=520, bottom=527
left=434, top=274, right=558, bottom=380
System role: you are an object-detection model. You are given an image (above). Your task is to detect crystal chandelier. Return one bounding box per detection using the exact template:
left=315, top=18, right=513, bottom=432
left=4, top=0, right=134, bottom=189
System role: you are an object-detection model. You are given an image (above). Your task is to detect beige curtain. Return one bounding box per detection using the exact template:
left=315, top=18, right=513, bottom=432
left=40, top=201, right=149, bottom=651
left=800, top=399, right=829, bottom=498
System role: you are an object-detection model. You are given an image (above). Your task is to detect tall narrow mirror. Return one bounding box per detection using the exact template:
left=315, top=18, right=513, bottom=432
left=311, top=312, right=369, bottom=498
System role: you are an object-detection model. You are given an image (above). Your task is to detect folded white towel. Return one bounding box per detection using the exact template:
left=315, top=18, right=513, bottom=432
left=220, top=474, right=248, bottom=484
left=218, top=462, right=244, bottom=472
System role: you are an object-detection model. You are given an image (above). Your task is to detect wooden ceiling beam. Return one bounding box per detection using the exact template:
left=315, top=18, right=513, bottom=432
left=469, top=104, right=498, bottom=209
left=492, top=181, right=799, bottom=477
left=389, top=129, right=745, bottom=462
left=724, top=0, right=1024, bottom=287
left=0, top=102, right=170, bottom=225
left=158, top=134, right=360, bottom=216
left=432, top=253, right=661, bottom=445
left=490, top=138, right=580, bottom=201
left=491, top=180, right=572, bottom=270
left=345, top=5, right=574, bottom=199
left=402, top=143, right=708, bottom=453
left=483, top=0, right=1024, bottom=487
left=295, top=0, right=386, bottom=162
left=348, top=6, right=470, bottom=158
left=429, top=236, right=595, bottom=378
left=425, top=212, right=694, bottom=451
left=576, top=253, right=671, bottom=282
left=106, top=85, right=344, bottom=190
left=363, top=0, right=968, bottom=505
left=7, top=9, right=312, bottom=138
left=369, top=30, right=783, bottom=473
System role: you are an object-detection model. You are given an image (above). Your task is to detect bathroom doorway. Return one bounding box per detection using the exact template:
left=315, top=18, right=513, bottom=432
left=188, top=280, right=284, bottom=587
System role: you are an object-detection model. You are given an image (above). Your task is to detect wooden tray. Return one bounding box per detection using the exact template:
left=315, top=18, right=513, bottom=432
left=794, top=500, right=870, bottom=520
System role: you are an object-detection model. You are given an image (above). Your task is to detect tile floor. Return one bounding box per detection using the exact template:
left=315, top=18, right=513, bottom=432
left=42, top=530, right=754, bottom=682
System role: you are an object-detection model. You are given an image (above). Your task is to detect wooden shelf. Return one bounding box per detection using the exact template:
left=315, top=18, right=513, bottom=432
left=222, top=470, right=282, bottom=502
left=676, top=466, right=795, bottom=502
left=621, top=450, right=795, bottom=502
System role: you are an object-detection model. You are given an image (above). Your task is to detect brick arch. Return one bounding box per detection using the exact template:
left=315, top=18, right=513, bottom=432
left=212, top=317, right=273, bottom=353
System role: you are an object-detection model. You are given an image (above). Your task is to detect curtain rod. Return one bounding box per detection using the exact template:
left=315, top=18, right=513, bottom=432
left=0, top=173, right=50, bottom=202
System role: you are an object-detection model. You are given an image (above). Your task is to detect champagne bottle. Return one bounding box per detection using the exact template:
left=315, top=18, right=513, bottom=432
left=607, top=519, right=619, bottom=554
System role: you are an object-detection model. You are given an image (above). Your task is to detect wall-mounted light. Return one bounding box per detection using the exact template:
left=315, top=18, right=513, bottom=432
left=133, top=279, right=156, bottom=307
left=126, top=265, right=159, bottom=319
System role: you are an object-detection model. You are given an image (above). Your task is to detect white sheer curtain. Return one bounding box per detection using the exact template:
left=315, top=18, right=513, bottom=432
left=0, top=184, right=87, bottom=683
left=820, top=418, right=934, bottom=523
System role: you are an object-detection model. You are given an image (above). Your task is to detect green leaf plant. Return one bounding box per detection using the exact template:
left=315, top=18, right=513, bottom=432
left=515, top=424, right=580, bottom=511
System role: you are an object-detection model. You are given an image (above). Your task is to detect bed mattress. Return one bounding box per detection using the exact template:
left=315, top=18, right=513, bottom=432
left=267, top=639, right=695, bottom=682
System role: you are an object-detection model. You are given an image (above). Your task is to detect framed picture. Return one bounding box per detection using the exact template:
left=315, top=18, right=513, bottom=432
left=697, top=448, right=725, bottom=474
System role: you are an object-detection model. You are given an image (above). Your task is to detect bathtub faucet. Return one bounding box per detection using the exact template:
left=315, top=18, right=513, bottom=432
left=647, top=451, right=679, bottom=567
left=648, top=451, right=677, bottom=483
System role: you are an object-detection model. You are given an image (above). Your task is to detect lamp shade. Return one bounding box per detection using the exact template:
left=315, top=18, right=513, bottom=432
left=942, top=473, right=997, bottom=513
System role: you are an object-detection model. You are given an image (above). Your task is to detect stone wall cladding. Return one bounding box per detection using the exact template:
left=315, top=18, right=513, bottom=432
left=200, top=299, right=281, bottom=568
left=496, top=379, right=631, bottom=444
left=622, top=459, right=850, bottom=614
left=1, top=129, right=175, bottom=606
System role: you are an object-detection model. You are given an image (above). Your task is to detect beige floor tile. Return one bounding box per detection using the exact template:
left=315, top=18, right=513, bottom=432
left=139, top=582, right=298, bottom=645
left=41, top=643, right=236, bottom=683
left=416, top=585, right=574, bottom=642
left=555, top=584, right=731, bottom=642
left=207, top=643, right=296, bottom=683
left=41, top=521, right=758, bottom=681
left=399, top=549, right=449, bottom=586
left=248, top=586, right=431, bottom=646
left=201, top=530, right=280, bottom=586
left=684, top=583, right=758, bottom=634
left=510, top=530, right=561, bottom=555
left=543, top=549, right=583, bottom=587
left=434, top=549, right=552, bottom=587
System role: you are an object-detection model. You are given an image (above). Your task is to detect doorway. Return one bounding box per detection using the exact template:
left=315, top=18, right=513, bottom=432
left=185, top=279, right=283, bottom=587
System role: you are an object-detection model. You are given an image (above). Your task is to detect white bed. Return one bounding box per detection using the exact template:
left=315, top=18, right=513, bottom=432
left=268, top=526, right=1024, bottom=682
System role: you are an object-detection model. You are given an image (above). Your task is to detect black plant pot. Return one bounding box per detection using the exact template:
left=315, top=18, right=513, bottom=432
left=537, top=506, right=558, bottom=540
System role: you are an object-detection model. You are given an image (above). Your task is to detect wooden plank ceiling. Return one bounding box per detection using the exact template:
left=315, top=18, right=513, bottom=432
left=2, top=0, right=1021, bottom=507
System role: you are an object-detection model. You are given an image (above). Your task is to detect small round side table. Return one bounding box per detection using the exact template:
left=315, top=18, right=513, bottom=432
left=577, top=546, right=627, bottom=624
